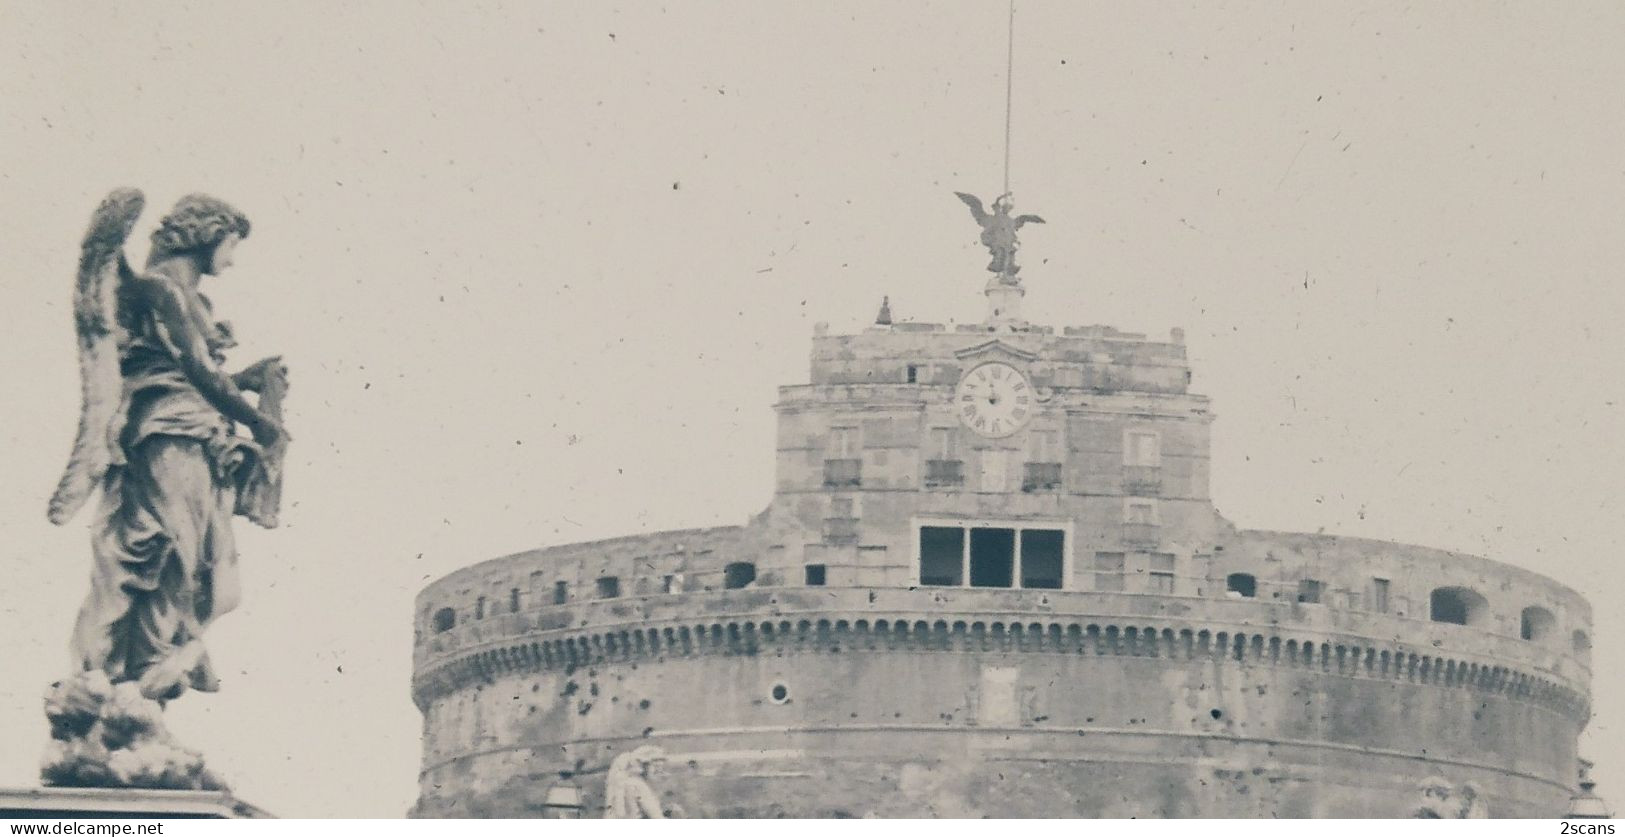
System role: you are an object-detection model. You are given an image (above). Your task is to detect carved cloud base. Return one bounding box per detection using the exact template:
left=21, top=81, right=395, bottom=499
left=40, top=671, right=225, bottom=792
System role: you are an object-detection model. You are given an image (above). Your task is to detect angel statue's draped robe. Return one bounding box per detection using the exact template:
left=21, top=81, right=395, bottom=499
left=69, top=265, right=268, bottom=699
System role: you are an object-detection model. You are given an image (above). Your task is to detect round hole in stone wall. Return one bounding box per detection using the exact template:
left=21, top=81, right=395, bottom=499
left=769, top=683, right=790, bottom=704
left=1210, top=708, right=1223, bottom=720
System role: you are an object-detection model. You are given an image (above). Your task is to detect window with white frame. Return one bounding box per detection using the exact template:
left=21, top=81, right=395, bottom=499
left=917, top=522, right=1066, bottom=589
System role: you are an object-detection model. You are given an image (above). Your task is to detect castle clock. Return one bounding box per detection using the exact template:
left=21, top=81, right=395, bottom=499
left=955, top=361, right=1033, bottom=438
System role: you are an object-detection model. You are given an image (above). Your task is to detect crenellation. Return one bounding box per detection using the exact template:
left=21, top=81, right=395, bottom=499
left=413, top=310, right=1596, bottom=817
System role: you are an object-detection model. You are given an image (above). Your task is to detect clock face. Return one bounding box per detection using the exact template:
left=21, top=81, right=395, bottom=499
left=956, top=361, right=1033, bottom=437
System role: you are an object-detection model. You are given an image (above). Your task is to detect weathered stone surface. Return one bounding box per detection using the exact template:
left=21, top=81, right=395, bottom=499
left=410, top=318, right=1593, bottom=818
left=41, top=672, right=224, bottom=792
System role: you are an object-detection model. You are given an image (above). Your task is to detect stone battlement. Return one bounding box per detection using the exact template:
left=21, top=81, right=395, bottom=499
left=808, top=324, right=1191, bottom=393
left=414, top=527, right=1592, bottom=692
left=411, top=311, right=1597, bottom=818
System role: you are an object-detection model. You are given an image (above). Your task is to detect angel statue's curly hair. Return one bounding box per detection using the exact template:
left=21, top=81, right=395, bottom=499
left=149, top=193, right=251, bottom=260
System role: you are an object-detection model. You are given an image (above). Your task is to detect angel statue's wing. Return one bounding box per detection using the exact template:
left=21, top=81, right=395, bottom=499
left=954, top=191, right=989, bottom=225
left=47, top=188, right=146, bottom=525
left=1014, top=214, right=1046, bottom=228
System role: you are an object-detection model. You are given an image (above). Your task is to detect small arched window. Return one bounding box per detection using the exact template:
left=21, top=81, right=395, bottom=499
left=1520, top=606, right=1555, bottom=641
left=1429, top=586, right=1487, bottom=626
left=724, top=562, right=757, bottom=590
left=1574, top=630, right=1592, bottom=654
left=1225, top=573, right=1256, bottom=598
left=432, top=607, right=456, bottom=633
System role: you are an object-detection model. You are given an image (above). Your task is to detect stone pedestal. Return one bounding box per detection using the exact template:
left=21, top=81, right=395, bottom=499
left=984, top=278, right=1026, bottom=327
left=0, top=787, right=272, bottom=819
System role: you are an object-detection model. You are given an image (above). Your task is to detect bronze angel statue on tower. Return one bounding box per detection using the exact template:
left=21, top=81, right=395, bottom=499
left=41, top=190, right=290, bottom=790
left=955, top=191, right=1045, bottom=283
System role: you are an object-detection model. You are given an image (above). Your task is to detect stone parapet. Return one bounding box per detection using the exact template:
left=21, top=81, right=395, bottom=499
left=411, top=587, right=1589, bottom=722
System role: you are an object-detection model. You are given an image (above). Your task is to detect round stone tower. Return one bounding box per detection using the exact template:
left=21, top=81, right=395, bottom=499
left=410, top=277, right=1593, bottom=818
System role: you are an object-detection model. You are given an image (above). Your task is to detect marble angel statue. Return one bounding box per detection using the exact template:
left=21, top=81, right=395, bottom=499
left=41, top=190, right=290, bottom=789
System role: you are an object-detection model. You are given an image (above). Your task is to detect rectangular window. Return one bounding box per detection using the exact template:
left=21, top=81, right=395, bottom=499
left=823, top=458, right=861, bottom=487
left=919, top=526, right=965, bottom=586
left=906, top=364, right=919, bottom=383
left=823, top=517, right=858, bottom=544
left=930, top=427, right=957, bottom=459
left=828, top=426, right=859, bottom=457
left=1022, top=462, right=1062, bottom=492
left=662, top=574, right=682, bottom=594
left=596, top=576, right=621, bottom=599
left=1371, top=578, right=1390, bottom=613
left=1094, top=552, right=1125, bottom=592
left=510, top=587, right=521, bottom=613
left=1125, top=500, right=1158, bottom=525
left=969, top=528, right=1015, bottom=588
left=918, top=523, right=1067, bottom=590
left=1297, top=579, right=1323, bottom=604
left=1019, top=529, right=1064, bottom=589
left=805, top=564, right=827, bottom=586
left=1145, top=553, right=1177, bottom=594
left=924, top=458, right=964, bottom=487
left=1125, top=430, right=1161, bottom=466
left=553, top=581, right=568, bottom=605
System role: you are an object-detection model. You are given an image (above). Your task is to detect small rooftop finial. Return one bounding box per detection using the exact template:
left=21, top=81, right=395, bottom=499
left=875, top=295, right=893, bottom=326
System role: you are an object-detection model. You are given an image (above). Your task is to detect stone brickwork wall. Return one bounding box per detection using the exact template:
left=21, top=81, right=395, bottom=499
left=411, top=320, right=1594, bottom=818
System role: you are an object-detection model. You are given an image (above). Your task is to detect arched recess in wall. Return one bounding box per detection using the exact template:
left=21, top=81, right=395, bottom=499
left=1429, top=586, right=1487, bottom=626
left=724, top=562, right=757, bottom=590
left=432, top=607, right=456, bottom=633
left=1225, top=573, right=1256, bottom=598
left=1574, top=629, right=1592, bottom=656
left=1520, top=606, right=1555, bottom=641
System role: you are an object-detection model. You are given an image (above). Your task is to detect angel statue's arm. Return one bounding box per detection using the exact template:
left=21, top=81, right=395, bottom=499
left=134, top=275, right=282, bottom=442
left=231, top=356, right=286, bottom=394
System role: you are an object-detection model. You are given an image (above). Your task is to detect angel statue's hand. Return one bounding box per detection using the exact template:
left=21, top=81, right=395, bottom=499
left=249, top=414, right=291, bottom=447
left=234, top=355, right=288, bottom=393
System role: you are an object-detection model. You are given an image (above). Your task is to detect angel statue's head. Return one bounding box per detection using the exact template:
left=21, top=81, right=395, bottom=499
left=150, top=194, right=252, bottom=275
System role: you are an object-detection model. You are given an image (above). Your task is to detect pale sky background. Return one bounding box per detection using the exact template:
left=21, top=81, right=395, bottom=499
left=2, top=0, right=1621, bottom=818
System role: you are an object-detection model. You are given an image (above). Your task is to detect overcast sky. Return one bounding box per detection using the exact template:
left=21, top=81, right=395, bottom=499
left=2, top=0, right=1621, bottom=818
